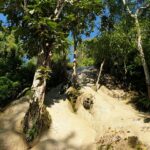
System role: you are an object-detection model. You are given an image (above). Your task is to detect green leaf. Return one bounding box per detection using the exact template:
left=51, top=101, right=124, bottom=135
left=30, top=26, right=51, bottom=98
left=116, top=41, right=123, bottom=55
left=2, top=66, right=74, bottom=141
left=47, top=20, right=58, bottom=29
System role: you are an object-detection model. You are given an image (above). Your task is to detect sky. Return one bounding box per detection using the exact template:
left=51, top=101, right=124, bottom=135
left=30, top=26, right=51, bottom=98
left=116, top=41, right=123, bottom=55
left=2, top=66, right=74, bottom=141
left=0, top=14, right=7, bottom=26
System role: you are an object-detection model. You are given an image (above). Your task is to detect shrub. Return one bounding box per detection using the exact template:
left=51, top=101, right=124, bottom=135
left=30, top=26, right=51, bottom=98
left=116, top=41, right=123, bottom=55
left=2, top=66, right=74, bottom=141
left=0, top=76, right=20, bottom=108
left=131, top=96, right=150, bottom=112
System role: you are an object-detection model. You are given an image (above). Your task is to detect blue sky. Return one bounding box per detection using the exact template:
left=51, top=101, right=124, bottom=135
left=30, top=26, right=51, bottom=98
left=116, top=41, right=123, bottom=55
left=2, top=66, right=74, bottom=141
left=81, top=16, right=101, bottom=39
left=0, top=14, right=7, bottom=26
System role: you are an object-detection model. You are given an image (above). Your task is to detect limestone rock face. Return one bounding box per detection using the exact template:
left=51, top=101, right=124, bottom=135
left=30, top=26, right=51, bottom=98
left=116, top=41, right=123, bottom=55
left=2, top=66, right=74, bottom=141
left=67, top=66, right=97, bottom=87
left=77, top=66, right=97, bottom=87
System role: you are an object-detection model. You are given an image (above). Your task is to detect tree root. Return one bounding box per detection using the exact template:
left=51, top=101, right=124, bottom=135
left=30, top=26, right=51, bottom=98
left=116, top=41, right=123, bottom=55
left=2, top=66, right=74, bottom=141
left=23, top=101, right=51, bottom=143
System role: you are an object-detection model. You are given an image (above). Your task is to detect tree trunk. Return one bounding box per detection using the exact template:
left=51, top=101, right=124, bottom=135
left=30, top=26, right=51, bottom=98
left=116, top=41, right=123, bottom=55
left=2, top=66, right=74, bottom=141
left=23, top=0, right=65, bottom=144
left=135, top=16, right=150, bottom=99
left=72, top=33, right=78, bottom=87
left=23, top=50, right=51, bottom=143
left=96, top=60, right=105, bottom=91
left=31, top=51, right=48, bottom=104
left=122, top=0, right=150, bottom=98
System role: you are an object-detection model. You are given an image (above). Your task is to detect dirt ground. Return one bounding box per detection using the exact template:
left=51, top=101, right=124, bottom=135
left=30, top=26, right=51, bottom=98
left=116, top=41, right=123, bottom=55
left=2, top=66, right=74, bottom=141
left=0, top=85, right=150, bottom=150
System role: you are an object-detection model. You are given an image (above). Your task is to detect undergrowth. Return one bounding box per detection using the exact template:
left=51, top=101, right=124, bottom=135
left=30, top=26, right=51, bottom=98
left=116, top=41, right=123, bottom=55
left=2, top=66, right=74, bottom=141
left=130, top=96, right=150, bottom=112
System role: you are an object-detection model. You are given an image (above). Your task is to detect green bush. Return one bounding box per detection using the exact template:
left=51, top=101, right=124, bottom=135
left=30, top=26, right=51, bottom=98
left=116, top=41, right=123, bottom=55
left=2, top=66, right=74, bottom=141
left=0, top=76, right=20, bottom=107
left=47, top=58, right=68, bottom=89
left=78, top=57, right=94, bottom=67
left=131, top=96, right=150, bottom=112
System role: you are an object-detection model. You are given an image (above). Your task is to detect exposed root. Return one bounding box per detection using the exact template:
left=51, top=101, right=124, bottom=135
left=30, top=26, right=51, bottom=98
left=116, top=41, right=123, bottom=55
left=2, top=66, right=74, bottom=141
left=23, top=101, right=51, bottom=143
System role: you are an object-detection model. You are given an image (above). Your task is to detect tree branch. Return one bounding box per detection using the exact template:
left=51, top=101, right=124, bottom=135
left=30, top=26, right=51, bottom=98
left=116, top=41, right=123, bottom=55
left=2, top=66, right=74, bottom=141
left=49, top=0, right=74, bottom=21
left=122, top=0, right=135, bottom=18
left=135, top=3, right=150, bottom=15
left=53, top=0, right=65, bottom=20
left=122, top=0, right=150, bottom=17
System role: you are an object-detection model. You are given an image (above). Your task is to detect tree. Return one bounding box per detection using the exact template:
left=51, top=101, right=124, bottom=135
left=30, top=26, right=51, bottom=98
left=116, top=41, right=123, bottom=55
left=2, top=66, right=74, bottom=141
left=1, top=0, right=102, bottom=142
left=85, top=35, right=110, bottom=90
left=64, top=0, right=102, bottom=87
left=76, top=42, right=94, bottom=67
left=1, top=0, right=70, bottom=142
left=122, top=0, right=150, bottom=98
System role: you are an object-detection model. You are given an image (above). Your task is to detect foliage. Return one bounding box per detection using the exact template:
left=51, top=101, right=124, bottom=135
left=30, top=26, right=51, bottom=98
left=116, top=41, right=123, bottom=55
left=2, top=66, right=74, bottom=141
left=46, top=52, right=69, bottom=89
left=84, top=0, right=150, bottom=93
left=0, top=76, right=20, bottom=107
left=0, top=0, right=149, bottom=112
left=1, top=0, right=102, bottom=142
left=0, top=29, right=35, bottom=108
left=77, top=42, right=94, bottom=67
left=131, top=96, right=150, bottom=112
